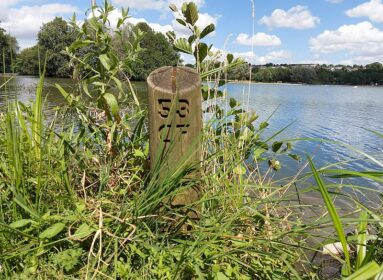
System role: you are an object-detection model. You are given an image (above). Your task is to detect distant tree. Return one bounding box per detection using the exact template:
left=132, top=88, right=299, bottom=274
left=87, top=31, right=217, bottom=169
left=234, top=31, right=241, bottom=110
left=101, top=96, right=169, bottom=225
left=37, top=17, right=77, bottom=77
left=0, top=26, right=18, bottom=73
left=366, top=62, right=383, bottom=71
left=253, top=68, right=274, bottom=82
left=227, top=63, right=250, bottom=81
left=290, top=67, right=316, bottom=84
left=16, top=46, right=40, bottom=75
left=114, top=22, right=180, bottom=80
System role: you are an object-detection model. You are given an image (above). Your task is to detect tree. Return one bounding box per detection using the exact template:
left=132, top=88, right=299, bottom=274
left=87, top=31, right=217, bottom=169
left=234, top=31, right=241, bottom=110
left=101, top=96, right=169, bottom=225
left=16, top=46, right=40, bottom=76
left=117, top=22, right=180, bottom=81
left=37, top=17, right=77, bottom=77
left=227, top=63, right=250, bottom=81
left=0, top=26, right=18, bottom=73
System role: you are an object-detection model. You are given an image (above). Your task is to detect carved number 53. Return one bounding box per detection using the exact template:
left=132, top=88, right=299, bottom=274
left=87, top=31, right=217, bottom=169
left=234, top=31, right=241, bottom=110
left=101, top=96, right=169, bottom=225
left=158, top=99, right=189, bottom=118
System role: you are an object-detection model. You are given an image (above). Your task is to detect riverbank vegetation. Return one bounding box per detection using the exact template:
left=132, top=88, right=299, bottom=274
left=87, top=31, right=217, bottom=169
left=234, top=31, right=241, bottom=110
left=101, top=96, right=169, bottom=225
left=1, top=1, right=383, bottom=279
left=227, top=62, right=383, bottom=86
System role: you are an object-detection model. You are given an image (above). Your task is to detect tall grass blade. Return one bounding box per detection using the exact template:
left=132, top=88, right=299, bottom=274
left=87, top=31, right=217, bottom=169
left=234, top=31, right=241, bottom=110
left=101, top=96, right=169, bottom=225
left=356, top=211, right=368, bottom=270
left=32, top=57, right=46, bottom=160
left=344, top=261, right=383, bottom=280
left=307, top=155, right=351, bottom=276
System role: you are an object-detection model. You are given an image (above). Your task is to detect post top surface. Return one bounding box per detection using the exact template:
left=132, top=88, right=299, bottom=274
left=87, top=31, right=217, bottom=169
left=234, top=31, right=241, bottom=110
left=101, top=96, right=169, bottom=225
left=147, top=66, right=200, bottom=93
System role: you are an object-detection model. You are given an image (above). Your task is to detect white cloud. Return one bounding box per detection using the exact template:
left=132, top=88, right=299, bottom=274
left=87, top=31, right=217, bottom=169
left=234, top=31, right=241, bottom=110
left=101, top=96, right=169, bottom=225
left=235, top=33, right=281, bottom=46
left=259, top=6, right=320, bottom=29
left=92, top=9, right=173, bottom=34
left=129, top=18, right=172, bottom=33
left=326, top=0, right=343, bottom=3
left=233, top=50, right=292, bottom=64
left=310, top=21, right=383, bottom=64
left=346, top=0, right=383, bottom=23
left=112, top=0, right=205, bottom=11
left=0, top=4, right=79, bottom=49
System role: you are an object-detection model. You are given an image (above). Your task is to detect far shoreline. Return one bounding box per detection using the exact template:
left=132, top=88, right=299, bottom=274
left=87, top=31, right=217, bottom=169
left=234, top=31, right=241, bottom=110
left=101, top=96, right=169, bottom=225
left=227, top=80, right=383, bottom=87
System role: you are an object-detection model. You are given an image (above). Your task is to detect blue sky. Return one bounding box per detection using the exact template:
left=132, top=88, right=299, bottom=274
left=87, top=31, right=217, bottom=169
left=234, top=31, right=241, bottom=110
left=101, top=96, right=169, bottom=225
left=1, top=0, right=383, bottom=65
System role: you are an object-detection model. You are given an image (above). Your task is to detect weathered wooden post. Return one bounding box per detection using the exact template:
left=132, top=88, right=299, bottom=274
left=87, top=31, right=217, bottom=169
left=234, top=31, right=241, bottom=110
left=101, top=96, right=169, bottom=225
left=147, top=66, right=202, bottom=204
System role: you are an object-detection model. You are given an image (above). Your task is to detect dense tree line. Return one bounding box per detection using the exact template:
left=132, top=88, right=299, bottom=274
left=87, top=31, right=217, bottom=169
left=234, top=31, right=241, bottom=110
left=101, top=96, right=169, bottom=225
left=10, top=17, right=179, bottom=79
left=227, top=63, right=383, bottom=85
left=0, top=26, right=18, bottom=73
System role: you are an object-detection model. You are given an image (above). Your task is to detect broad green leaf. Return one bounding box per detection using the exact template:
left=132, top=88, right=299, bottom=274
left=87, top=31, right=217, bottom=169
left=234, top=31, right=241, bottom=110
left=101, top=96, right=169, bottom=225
left=183, top=2, right=199, bottom=25
left=229, top=98, right=237, bottom=108
left=176, top=18, right=187, bottom=27
left=9, top=219, right=33, bottom=229
left=272, top=141, right=283, bottom=153
left=73, top=223, right=95, bottom=239
left=174, top=38, right=193, bottom=54
left=70, top=40, right=94, bottom=51
left=227, top=53, right=234, bottom=64
left=99, top=54, right=112, bottom=71
left=102, top=93, right=120, bottom=120
left=134, top=149, right=145, bottom=158
left=200, top=23, right=215, bottom=39
left=39, top=223, right=66, bottom=239
left=196, top=43, right=208, bottom=63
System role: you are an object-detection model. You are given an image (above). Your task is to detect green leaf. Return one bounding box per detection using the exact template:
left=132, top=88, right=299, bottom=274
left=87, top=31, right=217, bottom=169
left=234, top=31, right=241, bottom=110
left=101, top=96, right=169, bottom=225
left=9, top=219, right=33, bottom=229
left=200, top=23, right=215, bottom=39
left=70, top=40, right=94, bottom=51
left=13, top=191, right=40, bottom=220
left=183, top=2, right=199, bottom=25
left=344, top=261, right=383, bottom=280
left=356, top=211, right=368, bottom=270
left=288, top=154, right=301, bottom=161
left=229, top=98, right=237, bottom=108
left=272, top=141, right=283, bottom=153
left=195, top=43, right=208, bottom=63
left=73, top=223, right=95, bottom=239
left=102, top=93, right=120, bottom=120
left=254, top=148, right=267, bottom=160
left=56, top=84, right=74, bottom=105
left=99, top=54, right=112, bottom=71
left=227, top=53, right=234, bottom=64
left=39, top=223, right=66, bottom=239
left=217, top=272, right=229, bottom=280
left=259, top=122, right=269, bottom=130
left=176, top=18, right=187, bottom=27
left=174, top=38, right=193, bottom=54
left=134, top=149, right=145, bottom=158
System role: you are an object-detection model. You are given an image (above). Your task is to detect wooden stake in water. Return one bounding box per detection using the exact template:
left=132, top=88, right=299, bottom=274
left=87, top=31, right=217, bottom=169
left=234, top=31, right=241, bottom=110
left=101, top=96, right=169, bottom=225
left=147, top=66, right=202, bottom=180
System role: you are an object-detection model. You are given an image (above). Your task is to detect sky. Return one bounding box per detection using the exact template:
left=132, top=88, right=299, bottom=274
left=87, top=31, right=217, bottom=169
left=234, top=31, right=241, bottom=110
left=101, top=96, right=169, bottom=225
left=1, top=0, right=383, bottom=65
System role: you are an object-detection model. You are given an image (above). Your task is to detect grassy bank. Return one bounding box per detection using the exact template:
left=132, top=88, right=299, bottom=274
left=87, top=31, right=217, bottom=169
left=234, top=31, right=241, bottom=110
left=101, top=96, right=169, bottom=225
left=1, top=2, right=383, bottom=279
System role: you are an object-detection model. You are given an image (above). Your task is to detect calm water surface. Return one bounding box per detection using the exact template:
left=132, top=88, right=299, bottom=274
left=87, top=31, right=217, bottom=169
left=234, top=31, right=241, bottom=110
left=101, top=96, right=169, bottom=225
left=226, top=83, right=383, bottom=190
left=1, top=77, right=382, bottom=191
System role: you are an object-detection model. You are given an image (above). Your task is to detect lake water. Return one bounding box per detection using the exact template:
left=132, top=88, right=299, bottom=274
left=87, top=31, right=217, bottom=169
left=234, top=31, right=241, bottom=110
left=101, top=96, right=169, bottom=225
left=1, top=76, right=382, bottom=191
left=226, top=82, right=383, bottom=191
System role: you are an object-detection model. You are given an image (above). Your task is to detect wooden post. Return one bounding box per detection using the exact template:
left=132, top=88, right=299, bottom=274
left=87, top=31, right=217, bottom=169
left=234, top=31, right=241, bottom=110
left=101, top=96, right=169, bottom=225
left=147, top=66, right=202, bottom=177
